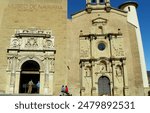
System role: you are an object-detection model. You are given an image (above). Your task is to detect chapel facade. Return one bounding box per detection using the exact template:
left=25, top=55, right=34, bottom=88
left=0, top=0, right=149, bottom=96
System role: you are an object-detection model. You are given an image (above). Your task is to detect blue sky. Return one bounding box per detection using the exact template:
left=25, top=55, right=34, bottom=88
left=68, top=0, right=150, bottom=71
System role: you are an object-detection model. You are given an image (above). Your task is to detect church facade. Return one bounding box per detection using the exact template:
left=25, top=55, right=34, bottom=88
left=0, top=0, right=149, bottom=96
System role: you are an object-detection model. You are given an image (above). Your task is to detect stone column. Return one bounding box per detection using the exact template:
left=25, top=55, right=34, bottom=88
left=14, top=71, right=20, bottom=94
left=9, top=56, right=17, bottom=94
left=40, top=72, right=45, bottom=94
left=91, top=61, right=97, bottom=96
left=49, top=59, right=54, bottom=95
left=111, top=60, right=115, bottom=96
left=49, top=73, right=53, bottom=95
left=85, top=65, right=92, bottom=96
left=122, top=59, right=129, bottom=96
left=80, top=62, right=85, bottom=96
left=44, top=57, right=49, bottom=94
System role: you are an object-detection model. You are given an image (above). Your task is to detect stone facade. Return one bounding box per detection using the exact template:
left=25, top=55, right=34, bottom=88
left=0, top=0, right=149, bottom=95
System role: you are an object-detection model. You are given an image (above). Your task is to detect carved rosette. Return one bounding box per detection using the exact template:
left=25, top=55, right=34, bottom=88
left=44, top=36, right=54, bottom=49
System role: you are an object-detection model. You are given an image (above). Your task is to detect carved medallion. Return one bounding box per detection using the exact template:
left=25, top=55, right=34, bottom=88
left=46, top=40, right=53, bottom=48
left=11, top=38, right=19, bottom=48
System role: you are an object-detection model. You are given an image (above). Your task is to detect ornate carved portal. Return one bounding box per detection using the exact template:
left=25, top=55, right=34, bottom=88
left=7, top=28, right=56, bottom=95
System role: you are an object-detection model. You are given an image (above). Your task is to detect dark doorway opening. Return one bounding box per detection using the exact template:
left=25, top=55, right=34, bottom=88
left=98, top=76, right=111, bottom=96
left=19, top=60, right=40, bottom=94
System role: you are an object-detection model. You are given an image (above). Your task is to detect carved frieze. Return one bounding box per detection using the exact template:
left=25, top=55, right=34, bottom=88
left=25, top=37, right=38, bottom=48
left=9, top=28, right=55, bottom=50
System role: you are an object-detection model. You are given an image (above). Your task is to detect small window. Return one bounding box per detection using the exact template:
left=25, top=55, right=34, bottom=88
left=98, top=43, right=106, bottom=51
left=91, top=0, right=97, bottom=4
left=99, top=0, right=104, bottom=4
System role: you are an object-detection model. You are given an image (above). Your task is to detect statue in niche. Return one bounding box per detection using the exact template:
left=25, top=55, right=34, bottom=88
left=116, top=65, right=122, bottom=76
left=99, top=62, right=106, bottom=72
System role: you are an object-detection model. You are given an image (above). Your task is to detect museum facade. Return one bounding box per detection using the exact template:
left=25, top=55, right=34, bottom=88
left=0, top=0, right=149, bottom=96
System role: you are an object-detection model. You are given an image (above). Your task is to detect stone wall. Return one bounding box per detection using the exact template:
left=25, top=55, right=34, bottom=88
left=0, top=0, right=67, bottom=95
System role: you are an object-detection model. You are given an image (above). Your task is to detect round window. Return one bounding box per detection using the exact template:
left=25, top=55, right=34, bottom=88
left=98, top=43, right=106, bottom=51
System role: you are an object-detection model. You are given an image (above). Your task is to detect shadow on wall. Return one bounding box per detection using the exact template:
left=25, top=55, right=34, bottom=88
left=148, top=91, right=150, bottom=96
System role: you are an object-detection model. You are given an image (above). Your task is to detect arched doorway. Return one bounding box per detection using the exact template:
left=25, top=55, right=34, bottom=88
left=19, top=60, right=40, bottom=93
left=98, top=76, right=111, bottom=96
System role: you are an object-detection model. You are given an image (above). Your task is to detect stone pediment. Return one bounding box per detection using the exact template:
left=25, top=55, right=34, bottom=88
left=92, top=17, right=107, bottom=25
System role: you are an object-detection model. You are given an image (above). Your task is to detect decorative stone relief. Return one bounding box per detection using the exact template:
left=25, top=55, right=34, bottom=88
left=7, top=28, right=56, bottom=94
left=115, top=65, right=122, bottom=77
left=80, top=46, right=90, bottom=58
left=112, top=39, right=124, bottom=57
left=9, top=28, right=55, bottom=50
left=10, top=36, right=20, bottom=48
left=12, top=39, right=19, bottom=47
left=25, top=37, right=38, bottom=48
left=50, top=59, right=55, bottom=72
left=46, top=39, right=54, bottom=48
left=7, top=57, right=12, bottom=70
left=99, top=61, right=107, bottom=73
